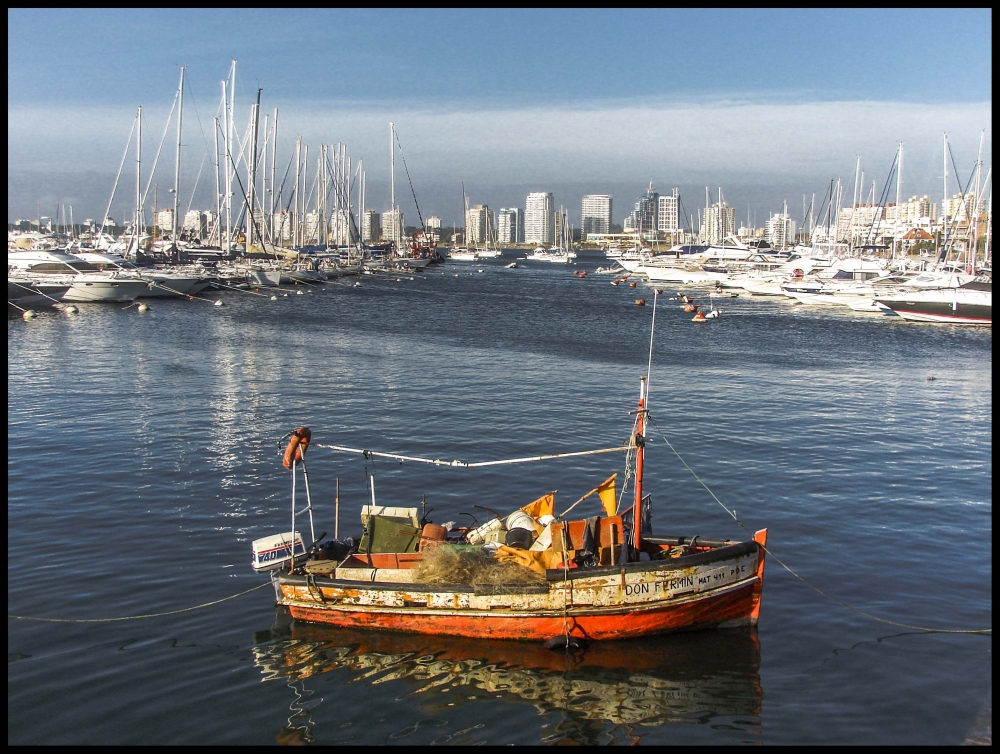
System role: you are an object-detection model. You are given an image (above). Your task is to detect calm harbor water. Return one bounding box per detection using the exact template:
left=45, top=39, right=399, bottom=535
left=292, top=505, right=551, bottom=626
left=8, top=250, right=992, bottom=745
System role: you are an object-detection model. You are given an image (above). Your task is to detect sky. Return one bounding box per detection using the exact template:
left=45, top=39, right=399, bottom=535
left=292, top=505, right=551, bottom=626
left=7, top=9, right=993, bottom=229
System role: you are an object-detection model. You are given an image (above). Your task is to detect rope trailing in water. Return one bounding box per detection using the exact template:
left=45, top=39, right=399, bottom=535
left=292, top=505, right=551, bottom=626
left=8, top=581, right=272, bottom=623
left=313, top=443, right=630, bottom=467
left=646, top=416, right=991, bottom=635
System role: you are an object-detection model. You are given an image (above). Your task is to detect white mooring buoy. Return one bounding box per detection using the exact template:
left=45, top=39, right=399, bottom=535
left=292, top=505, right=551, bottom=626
left=214, top=300, right=224, bottom=307
left=64, top=305, right=79, bottom=315
left=270, top=295, right=278, bottom=301
left=22, top=309, right=36, bottom=319
left=137, top=303, right=149, bottom=313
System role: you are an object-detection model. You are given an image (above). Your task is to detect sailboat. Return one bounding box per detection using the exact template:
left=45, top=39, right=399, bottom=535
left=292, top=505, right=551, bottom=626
left=447, top=183, right=478, bottom=261
left=251, top=293, right=768, bottom=643
left=526, top=208, right=576, bottom=263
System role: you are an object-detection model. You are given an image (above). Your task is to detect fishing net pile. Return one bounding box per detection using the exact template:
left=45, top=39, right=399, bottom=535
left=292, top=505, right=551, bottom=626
left=413, top=546, right=546, bottom=586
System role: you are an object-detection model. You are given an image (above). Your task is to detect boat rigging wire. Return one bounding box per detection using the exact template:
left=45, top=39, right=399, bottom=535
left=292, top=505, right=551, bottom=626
left=312, top=443, right=630, bottom=467
left=7, top=581, right=272, bottom=623
left=646, top=415, right=991, bottom=636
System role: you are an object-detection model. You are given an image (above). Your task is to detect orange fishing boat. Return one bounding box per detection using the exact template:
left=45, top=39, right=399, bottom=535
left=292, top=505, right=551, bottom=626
left=253, top=296, right=767, bottom=644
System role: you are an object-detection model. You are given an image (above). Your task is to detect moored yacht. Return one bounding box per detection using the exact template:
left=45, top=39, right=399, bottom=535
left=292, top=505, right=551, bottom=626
left=874, top=275, right=991, bottom=325
left=72, top=251, right=210, bottom=298
left=8, top=249, right=150, bottom=303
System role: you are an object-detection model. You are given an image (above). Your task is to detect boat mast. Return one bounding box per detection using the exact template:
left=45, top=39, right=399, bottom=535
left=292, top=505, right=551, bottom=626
left=213, top=117, right=221, bottom=246
left=135, top=105, right=142, bottom=257
left=941, top=133, right=949, bottom=264
left=171, top=65, right=185, bottom=248
left=390, top=122, right=397, bottom=253
left=632, top=291, right=658, bottom=552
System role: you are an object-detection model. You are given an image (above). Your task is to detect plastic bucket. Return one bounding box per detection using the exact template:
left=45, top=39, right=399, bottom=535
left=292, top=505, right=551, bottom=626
left=505, top=510, right=535, bottom=532
left=419, top=523, right=448, bottom=551
left=505, top=527, right=534, bottom=550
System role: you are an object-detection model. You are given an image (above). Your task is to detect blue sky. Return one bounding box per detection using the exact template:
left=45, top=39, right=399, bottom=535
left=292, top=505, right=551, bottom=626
left=8, top=9, right=992, bottom=227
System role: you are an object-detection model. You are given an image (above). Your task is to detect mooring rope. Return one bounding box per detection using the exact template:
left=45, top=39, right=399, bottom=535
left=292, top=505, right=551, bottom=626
left=647, top=416, right=991, bottom=635
left=313, top=443, right=630, bottom=467
left=8, top=581, right=272, bottom=623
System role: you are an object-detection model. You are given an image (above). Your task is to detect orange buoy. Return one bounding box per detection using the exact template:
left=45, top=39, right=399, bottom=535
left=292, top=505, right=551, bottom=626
left=282, top=427, right=312, bottom=469
left=655, top=289, right=663, bottom=294
left=579, top=271, right=587, bottom=278
left=692, top=310, right=707, bottom=321
left=683, top=304, right=698, bottom=312
left=611, top=280, right=619, bottom=286
left=635, top=299, right=646, bottom=306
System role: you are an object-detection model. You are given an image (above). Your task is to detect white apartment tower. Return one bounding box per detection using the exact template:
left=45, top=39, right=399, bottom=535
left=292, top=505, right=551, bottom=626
left=525, top=192, right=554, bottom=244
left=466, top=205, right=494, bottom=243
left=581, top=195, right=612, bottom=236
left=380, top=209, right=403, bottom=244
left=657, top=189, right=679, bottom=233
left=426, top=216, right=442, bottom=230
left=765, top=212, right=796, bottom=250
left=496, top=208, right=524, bottom=244
left=701, top=201, right=735, bottom=245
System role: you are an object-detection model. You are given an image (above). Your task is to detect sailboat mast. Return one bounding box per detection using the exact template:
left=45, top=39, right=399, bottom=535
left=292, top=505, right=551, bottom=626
left=895, top=143, right=903, bottom=260
left=213, top=117, right=221, bottom=246
left=942, top=133, right=949, bottom=263
left=172, top=65, right=185, bottom=246
left=390, top=122, right=396, bottom=251
left=135, top=105, right=142, bottom=254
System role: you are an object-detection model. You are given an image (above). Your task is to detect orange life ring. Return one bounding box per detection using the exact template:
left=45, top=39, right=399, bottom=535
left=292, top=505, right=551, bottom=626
left=282, top=427, right=312, bottom=469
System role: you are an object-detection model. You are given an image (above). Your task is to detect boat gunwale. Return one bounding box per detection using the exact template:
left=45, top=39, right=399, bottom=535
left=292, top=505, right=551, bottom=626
left=547, top=539, right=759, bottom=581
left=276, top=539, right=759, bottom=592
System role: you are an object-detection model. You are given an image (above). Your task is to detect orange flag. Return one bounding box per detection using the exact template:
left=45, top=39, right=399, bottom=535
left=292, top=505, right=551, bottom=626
left=596, top=474, right=618, bottom=516
left=520, top=492, right=555, bottom=519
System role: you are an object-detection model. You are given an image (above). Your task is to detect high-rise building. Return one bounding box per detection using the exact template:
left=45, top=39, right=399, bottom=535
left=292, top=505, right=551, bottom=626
left=362, top=209, right=380, bottom=243
left=426, top=216, right=442, bottom=230
left=380, top=209, right=403, bottom=243
left=156, top=209, right=174, bottom=233
left=183, top=210, right=207, bottom=238
left=466, top=205, right=494, bottom=243
left=581, top=195, right=612, bottom=236
left=329, top=209, right=353, bottom=246
left=273, top=210, right=294, bottom=242
left=657, top=189, right=680, bottom=233
left=525, top=192, right=554, bottom=244
left=701, top=202, right=735, bottom=245
left=627, top=185, right=658, bottom=235
left=303, top=211, right=321, bottom=243
left=496, top=208, right=524, bottom=244
left=765, top=212, right=796, bottom=250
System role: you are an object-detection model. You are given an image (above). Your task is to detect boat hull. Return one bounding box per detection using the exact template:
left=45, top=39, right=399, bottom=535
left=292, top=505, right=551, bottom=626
left=873, top=293, right=991, bottom=325
left=275, top=533, right=766, bottom=641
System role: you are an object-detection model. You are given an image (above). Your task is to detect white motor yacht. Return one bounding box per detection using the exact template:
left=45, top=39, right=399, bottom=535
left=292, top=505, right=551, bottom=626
left=8, top=276, right=71, bottom=307
left=72, top=251, right=209, bottom=298
left=8, top=249, right=150, bottom=303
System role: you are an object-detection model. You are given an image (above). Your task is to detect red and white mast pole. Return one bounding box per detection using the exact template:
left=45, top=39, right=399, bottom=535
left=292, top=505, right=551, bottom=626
left=632, top=375, right=647, bottom=551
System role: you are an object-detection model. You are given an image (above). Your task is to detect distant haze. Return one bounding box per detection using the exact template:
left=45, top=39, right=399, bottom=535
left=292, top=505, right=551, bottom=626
left=7, top=9, right=992, bottom=228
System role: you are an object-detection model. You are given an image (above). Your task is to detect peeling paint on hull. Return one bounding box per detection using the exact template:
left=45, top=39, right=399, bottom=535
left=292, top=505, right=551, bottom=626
left=275, top=531, right=767, bottom=641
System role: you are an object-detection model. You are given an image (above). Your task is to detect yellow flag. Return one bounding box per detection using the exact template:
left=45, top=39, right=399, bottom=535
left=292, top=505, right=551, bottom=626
left=520, top=492, right=555, bottom=519
left=597, top=474, right=618, bottom=516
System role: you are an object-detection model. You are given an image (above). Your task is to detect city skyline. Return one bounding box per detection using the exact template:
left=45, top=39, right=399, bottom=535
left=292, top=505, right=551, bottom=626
left=8, top=9, right=992, bottom=230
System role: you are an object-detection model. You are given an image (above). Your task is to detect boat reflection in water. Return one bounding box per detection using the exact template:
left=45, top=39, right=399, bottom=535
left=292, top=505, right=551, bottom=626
left=252, top=609, right=762, bottom=745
